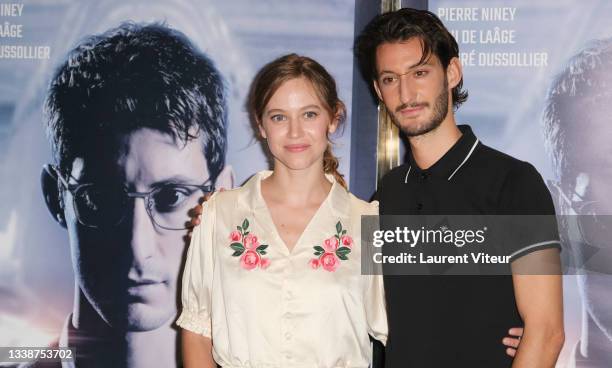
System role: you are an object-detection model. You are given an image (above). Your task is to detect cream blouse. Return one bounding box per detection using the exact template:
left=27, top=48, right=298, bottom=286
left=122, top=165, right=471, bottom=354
left=177, top=171, right=387, bottom=368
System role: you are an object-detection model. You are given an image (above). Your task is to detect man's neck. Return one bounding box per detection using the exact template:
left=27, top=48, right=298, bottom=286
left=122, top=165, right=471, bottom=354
left=408, top=117, right=462, bottom=170
left=72, top=290, right=178, bottom=368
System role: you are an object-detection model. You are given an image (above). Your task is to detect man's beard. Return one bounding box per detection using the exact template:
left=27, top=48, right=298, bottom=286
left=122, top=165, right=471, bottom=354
left=390, top=78, right=450, bottom=137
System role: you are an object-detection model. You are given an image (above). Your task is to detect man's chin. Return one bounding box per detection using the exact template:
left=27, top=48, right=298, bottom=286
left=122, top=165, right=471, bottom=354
left=123, top=302, right=174, bottom=331
left=98, top=303, right=174, bottom=332
left=396, top=118, right=440, bottom=137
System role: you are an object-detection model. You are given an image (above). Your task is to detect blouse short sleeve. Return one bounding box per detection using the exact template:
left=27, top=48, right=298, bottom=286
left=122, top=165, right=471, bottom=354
left=363, top=200, right=388, bottom=345
left=176, top=198, right=216, bottom=337
left=365, top=274, right=388, bottom=346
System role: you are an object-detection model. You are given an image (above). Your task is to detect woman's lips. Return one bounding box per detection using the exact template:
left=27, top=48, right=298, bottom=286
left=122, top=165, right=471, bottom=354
left=284, top=144, right=310, bottom=152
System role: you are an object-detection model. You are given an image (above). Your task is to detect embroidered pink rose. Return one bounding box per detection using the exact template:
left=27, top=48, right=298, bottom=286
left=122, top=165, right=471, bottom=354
left=320, top=253, right=340, bottom=272
left=309, top=221, right=352, bottom=272
left=340, top=235, right=353, bottom=248
left=243, top=233, right=259, bottom=250
left=323, top=236, right=339, bottom=252
left=229, top=218, right=270, bottom=270
left=229, top=230, right=241, bottom=242
left=240, top=250, right=261, bottom=270
left=260, top=258, right=271, bottom=270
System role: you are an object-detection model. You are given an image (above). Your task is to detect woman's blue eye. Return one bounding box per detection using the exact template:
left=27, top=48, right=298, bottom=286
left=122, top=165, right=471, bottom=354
left=271, top=114, right=286, bottom=122
left=304, top=111, right=318, bottom=119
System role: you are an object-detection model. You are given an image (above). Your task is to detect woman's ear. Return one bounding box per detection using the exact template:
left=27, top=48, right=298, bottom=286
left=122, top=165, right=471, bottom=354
left=257, top=119, right=267, bottom=139
left=328, top=103, right=343, bottom=134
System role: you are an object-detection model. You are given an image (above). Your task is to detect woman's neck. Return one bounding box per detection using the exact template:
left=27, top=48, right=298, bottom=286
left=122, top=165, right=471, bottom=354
left=262, top=164, right=332, bottom=206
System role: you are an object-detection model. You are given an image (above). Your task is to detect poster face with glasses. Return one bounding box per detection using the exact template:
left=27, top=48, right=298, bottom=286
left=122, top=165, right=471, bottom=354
left=430, top=1, right=612, bottom=366
left=0, top=0, right=355, bottom=366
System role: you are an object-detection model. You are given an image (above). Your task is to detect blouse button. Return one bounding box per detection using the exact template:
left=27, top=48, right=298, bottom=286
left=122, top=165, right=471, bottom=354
left=285, top=332, right=292, bottom=340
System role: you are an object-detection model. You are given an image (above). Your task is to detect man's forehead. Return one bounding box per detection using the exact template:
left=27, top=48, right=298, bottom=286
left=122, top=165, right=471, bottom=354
left=70, top=128, right=209, bottom=185
left=376, top=38, right=440, bottom=73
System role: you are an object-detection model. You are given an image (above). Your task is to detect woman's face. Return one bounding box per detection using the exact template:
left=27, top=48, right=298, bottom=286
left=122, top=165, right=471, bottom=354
left=259, top=77, right=338, bottom=172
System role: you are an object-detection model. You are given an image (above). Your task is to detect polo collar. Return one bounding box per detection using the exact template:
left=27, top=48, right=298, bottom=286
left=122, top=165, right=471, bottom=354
left=405, top=124, right=480, bottom=182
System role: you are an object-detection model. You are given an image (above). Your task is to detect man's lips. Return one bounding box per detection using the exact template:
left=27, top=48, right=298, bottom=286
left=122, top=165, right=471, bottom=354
left=398, top=105, right=425, bottom=117
left=285, top=144, right=310, bottom=152
left=127, top=278, right=165, bottom=293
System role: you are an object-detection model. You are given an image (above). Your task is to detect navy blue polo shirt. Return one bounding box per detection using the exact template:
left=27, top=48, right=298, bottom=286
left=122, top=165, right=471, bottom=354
left=377, top=125, right=560, bottom=367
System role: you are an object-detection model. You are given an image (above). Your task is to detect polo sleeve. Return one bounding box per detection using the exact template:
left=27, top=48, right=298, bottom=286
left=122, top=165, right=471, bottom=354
left=498, top=162, right=561, bottom=261
left=176, top=198, right=216, bottom=337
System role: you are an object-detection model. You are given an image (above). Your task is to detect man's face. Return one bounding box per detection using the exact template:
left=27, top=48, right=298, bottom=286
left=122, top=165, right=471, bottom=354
left=563, top=95, right=612, bottom=340
left=373, top=38, right=452, bottom=137
left=62, top=128, right=211, bottom=331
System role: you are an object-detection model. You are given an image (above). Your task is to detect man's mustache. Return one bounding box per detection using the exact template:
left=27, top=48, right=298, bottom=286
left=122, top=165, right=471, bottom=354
left=395, top=102, right=429, bottom=113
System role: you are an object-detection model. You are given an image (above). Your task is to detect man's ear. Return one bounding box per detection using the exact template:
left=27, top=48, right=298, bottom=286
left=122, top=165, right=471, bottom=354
left=446, top=56, right=463, bottom=90
left=214, top=165, right=235, bottom=190
left=373, top=79, right=383, bottom=101
left=41, top=164, right=66, bottom=228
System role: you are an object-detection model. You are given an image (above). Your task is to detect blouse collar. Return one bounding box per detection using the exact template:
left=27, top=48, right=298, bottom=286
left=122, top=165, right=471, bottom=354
left=241, top=170, right=351, bottom=220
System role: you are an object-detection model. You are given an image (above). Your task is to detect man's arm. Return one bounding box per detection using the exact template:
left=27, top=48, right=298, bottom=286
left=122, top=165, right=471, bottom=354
left=510, top=248, right=564, bottom=368
left=182, top=329, right=216, bottom=368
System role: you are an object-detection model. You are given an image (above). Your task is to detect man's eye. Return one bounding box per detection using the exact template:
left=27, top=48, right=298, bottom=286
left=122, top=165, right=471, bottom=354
left=415, top=70, right=428, bottom=77
left=304, top=111, right=318, bottom=119
left=153, top=186, right=193, bottom=212
left=270, top=114, right=286, bottom=122
left=381, top=76, right=397, bottom=85
left=79, top=187, right=122, bottom=211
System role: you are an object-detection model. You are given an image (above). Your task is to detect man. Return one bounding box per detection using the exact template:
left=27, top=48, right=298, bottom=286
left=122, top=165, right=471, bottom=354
left=36, top=22, right=232, bottom=367
left=542, top=38, right=612, bottom=368
left=354, top=8, right=564, bottom=367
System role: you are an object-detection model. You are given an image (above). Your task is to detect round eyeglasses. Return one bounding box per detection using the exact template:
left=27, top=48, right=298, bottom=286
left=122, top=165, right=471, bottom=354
left=48, top=165, right=213, bottom=230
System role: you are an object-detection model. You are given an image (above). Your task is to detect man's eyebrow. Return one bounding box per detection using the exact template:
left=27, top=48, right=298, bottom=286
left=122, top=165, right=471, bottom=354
left=150, top=175, right=207, bottom=187
left=379, top=59, right=435, bottom=75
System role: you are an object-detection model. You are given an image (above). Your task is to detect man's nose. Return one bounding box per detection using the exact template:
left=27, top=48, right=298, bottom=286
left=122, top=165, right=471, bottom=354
left=127, top=198, right=157, bottom=276
left=399, top=74, right=418, bottom=105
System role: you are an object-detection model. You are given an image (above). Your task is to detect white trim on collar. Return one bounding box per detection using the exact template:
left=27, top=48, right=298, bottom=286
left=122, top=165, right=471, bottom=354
left=403, top=139, right=479, bottom=183
left=403, top=166, right=412, bottom=183
left=447, top=139, right=480, bottom=181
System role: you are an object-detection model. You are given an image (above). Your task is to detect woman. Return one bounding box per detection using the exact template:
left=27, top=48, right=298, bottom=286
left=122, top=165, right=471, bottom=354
left=177, top=54, right=387, bottom=367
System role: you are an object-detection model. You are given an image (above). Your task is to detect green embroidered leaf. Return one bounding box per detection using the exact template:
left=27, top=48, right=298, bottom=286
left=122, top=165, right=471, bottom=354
left=242, top=219, right=249, bottom=230
left=313, top=246, right=324, bottom=253
left=237, top=226, right=242, bottom=232
left=314, top=251, right=323, bottom=256
left=336, top=221, right=342, bottom=234
left=230, top=243, right=245, bottom=252
left=256, top=244, right=269, bottom=251
left=342, top=229, right=347, bottom=235
left=244, top=231, right=250, bottom=236
left=258, top=250, right=267, bottom=255
left=337, top=253, right=349, bottom=261
left=336, top=247, right=351, bottom=256
left=232, top=250, right=244, bottom=257
left=335, top=234, right=340, bottom=240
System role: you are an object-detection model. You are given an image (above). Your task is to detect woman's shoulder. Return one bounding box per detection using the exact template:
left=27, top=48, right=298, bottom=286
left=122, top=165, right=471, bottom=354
left=345, top=190, right=379, bottom=216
